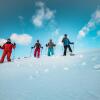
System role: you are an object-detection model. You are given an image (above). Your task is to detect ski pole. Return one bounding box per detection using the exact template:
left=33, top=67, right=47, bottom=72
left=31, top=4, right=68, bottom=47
left=41, top=48, right=43, bottom=56
left=61, top=45, right=64, bottom=56
left=13, top=48, right=15, bottom=61
left=72, top=43, right=75, bottom=53
left=45, top=47, right=48, bottom=56
left=54, top=47, right=56, bottom=56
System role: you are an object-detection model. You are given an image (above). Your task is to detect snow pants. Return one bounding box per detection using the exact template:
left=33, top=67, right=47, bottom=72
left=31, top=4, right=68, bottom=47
left=34, top=48, right=40, bottom=58
left=48, top=48, right=54, bottom=56
left=63, top=45, right=72, bottom=56
left=0, top=51, right=12, bottom=63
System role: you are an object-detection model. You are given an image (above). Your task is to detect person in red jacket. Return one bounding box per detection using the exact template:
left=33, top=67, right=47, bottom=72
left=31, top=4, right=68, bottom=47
left=31, top=40, right=43, bottom=58
left=0, top=38, right=16, bottom=63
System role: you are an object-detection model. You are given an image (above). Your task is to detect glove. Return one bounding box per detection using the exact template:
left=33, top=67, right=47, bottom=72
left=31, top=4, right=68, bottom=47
left=72, top=42, right=74, bottom=44
left=46, top=44, right=48, bottom=47
left=14, top=43, right=16, bottom=46
left=31, top=47, right=34, bottom=49
left=54, top=44, right=56, bottom=46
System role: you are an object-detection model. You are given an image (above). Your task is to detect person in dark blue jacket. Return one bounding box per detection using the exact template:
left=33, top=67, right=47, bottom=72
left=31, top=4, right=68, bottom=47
left=62, top=34, right=74, bottom=56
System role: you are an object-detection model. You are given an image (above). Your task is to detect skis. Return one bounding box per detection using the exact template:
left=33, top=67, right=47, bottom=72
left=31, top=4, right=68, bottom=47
left=70, top=53, right=75, bottom=56
left=62, top=53, right=76, bottom=56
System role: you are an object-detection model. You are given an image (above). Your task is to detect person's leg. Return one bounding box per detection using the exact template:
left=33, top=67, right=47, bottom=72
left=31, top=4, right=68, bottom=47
left=7, top=51, right=11, bottom=62
left=68, top=45, right=72, bottom=53
left=0, top=51, right=7, bottom=63
left=64, top=46, right=67, bottom=56
left=37, top=48, right=40, bottom=58
left=48, top=48, right=51, bottom=56
left=34, top=48, right=37, bottom=57
left=51, top=48, right=54, bottom=56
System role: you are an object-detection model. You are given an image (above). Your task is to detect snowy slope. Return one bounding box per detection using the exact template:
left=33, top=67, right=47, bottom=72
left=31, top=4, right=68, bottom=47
left=0, top=50, right=100, bottom=100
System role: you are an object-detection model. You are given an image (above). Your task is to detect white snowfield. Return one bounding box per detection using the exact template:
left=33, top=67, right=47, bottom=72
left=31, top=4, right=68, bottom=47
left=0, top=50, right=100, bottom=100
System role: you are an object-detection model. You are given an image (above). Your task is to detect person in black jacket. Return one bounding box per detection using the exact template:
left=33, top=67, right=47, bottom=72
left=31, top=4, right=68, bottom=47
left=31, top=40, right=43, bottom=58
left=62, top=34, right=74, bottom=56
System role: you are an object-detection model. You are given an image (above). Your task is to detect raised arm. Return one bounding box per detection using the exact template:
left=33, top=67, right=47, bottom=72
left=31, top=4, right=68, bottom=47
left=40, top=44, right=43, bottom=49
left=0, top=44, right=5, bottom=49
left=12, top=43, right=16, bottom=49
left=46, top=43, right=49, bottom=47
left=33, top=44, right=36, bottom=48
left=68, top=39, right=74, bottom=44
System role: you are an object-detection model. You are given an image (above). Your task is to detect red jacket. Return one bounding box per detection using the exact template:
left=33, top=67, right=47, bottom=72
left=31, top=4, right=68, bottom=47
left=0, top=42, right=16, bottom=52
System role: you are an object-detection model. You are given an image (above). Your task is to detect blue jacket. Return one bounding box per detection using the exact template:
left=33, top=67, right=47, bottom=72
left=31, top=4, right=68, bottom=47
left=62, top=38, right=72, bottom=46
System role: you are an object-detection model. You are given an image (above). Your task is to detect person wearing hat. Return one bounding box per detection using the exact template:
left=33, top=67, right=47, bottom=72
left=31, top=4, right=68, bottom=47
left=31, top=40, right=43, bottom=58
left=0, top=38, right=16, bottom=63
left=62, top=34, right=74, bottom=56
left=46, top=39, right=56, bottom=56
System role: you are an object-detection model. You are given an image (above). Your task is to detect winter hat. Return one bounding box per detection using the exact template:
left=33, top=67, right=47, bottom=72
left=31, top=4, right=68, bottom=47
left=37, top=40, right=39, bottom=42
left=50, top=39, right=52, bottom=42
left=64, top=34, right=67, bottom=36
left=7, top=38, right=11, bottom=42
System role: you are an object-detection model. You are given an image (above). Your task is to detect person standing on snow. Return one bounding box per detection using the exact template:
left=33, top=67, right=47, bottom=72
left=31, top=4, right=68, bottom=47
left=62, top=34, right=74, bottom=56
left=31, top=40, right=43, bottom=58
left=0, top=38, right=16, bottom=63
left=46, top=39, right=56, bottom=56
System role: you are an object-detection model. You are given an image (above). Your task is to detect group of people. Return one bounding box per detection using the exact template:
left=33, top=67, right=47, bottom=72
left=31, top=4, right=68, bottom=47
left=31, top=39, right=56, bottom=58
left=0, top=34, right=74, bottom=63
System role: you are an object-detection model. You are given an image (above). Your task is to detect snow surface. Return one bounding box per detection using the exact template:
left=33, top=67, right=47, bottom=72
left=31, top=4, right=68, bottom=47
left=0, top=50, right=100, bottom=100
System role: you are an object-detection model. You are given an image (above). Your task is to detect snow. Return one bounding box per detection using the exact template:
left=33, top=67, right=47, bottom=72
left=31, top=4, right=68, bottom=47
left=0, top=50, right=100, bottom=100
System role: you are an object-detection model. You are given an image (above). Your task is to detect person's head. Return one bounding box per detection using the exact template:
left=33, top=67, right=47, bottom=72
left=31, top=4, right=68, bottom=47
left=7, top=38, right=11, bottom=42
left=64, top=34, right=67, bottom=38
left=37, top=40, right=39, bottom=43
left=49, top=39, right=52, bottom=42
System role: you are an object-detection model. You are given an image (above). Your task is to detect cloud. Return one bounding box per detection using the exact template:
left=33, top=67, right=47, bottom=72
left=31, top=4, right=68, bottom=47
left=92, top=30, right=100, bottom=40
left=32, top=1, right=55, bottom=27
left=0, top=39, right=7, bottom=46
left=52, top=28, right=60, bottom=37
left=10, top=33, right=32, bottom=45
left=18, top=16, right=24, bottom=20
left=77, top=7, right=100, bottom=39
left=45, top=8, right=55, bottom=20
left=35, top=1, right=44, bottom=7
left=94, top=9, right=100, bottom=22
left=54, top=29, right=59, bottom=35
left=57, top=35, right=63, bottom=46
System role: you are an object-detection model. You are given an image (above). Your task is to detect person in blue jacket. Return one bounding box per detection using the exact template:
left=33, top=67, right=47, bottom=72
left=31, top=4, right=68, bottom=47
left=62, top=34, right=74, bottom=56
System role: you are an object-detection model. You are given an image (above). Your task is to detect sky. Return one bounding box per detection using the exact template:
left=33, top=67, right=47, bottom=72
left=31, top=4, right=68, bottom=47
left=0, top=0, right=100, bottom=57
